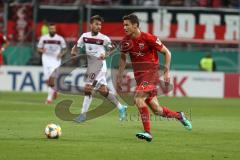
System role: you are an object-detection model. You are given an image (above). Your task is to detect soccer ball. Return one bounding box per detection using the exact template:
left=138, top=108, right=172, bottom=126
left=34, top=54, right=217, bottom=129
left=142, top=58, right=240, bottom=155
left=44, top=123, right=62, bottom=139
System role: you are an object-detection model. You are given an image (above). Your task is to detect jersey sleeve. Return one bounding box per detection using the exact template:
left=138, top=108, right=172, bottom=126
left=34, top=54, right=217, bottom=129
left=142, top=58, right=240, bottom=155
left=76, top=34, right=85, bottom=48
left=146, top=33, right=163, bottom=51
left=60, top=37, right=67, bottom=49
left=37, top=36, right=44, bottom=48
left=119, top=37, right=130, bottom=54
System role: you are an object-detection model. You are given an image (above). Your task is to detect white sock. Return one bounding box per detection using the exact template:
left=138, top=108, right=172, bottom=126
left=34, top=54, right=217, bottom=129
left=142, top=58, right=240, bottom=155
left=107, top=91, right=122, bottom=110
left=47, top=87, right=55, bottom=101
left=81, top=95, right=93, bottom=114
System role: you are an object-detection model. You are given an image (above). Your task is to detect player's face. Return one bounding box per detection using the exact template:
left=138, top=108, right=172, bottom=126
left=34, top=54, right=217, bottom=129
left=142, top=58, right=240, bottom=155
left=123, top=20, right=137, bottom=36
left=90, top=20, right=102, bottom=34
left=49, top=25, right=56, bottom=37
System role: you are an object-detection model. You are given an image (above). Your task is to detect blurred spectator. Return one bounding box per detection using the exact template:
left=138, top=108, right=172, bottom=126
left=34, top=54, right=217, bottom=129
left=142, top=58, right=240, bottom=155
left=223, top=0, right=239, bottom=8
left=199, top=53, right=216, bottom=72
left=212, top=0, right=222, bottom=8
left=121, top=0, right=132, bottom=5
left=160, top=0, right=185, bottom=6
left=197, top=0, right=209, bottom=7
left=39, top=0, right=76, bottom=5
left=196, top=0, right=222, bottom=7
left=143, top=0, right=160, bottom=6
left=80, top=0, right=112, bottom=5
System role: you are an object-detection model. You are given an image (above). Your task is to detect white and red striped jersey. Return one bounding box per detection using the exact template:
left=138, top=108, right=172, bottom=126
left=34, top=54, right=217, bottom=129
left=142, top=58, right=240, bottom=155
left=37, top=34, right=66, bottom=67
left=77, top=32, right=112, bottom=73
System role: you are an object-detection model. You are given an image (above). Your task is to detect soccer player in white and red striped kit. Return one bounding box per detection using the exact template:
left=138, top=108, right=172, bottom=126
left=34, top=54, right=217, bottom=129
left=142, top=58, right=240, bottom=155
left=71, top=15, right=127, bottom=123
left=37, top=23, right=67, bottom=104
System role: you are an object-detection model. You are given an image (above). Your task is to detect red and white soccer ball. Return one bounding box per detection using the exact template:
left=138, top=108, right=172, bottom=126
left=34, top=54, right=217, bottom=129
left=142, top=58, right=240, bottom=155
left=44, top=123, right=62, bottom=139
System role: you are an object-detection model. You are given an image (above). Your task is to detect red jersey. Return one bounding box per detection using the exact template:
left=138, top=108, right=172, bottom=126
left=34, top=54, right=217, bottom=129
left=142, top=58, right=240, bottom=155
left=121, top=32, right=163, bottom=90
left=121, top=32, right=163, bottom=75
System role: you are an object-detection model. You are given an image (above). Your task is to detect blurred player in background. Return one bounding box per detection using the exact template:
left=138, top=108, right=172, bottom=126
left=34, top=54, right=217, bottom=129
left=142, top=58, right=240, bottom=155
left=71, top=15, right=127, bottom=123
left=0, top=32, right=10, bottom=66
left=117, top=14, right=192, bottom=142
left=37, top=23, right=66, bottom=104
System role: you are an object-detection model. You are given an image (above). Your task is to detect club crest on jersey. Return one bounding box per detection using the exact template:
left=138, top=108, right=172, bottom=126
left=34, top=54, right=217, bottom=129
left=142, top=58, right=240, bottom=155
left=136, top=51, right=144, bottom=56
left=138, top=43, right=144, bottom=50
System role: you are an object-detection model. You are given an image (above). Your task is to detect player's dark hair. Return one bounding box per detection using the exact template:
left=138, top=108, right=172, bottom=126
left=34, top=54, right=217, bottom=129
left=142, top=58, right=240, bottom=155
left=48, top=23, right=56, bottom=27
left=123, top=14, right=139, bottom=27
left=90, top=15, right=104, bottom=23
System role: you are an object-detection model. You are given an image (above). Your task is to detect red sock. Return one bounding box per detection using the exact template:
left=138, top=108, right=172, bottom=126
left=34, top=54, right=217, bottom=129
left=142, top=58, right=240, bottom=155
left=138, top=107, right=151, bottom=133
left=162, top=107, right=181, bottom=119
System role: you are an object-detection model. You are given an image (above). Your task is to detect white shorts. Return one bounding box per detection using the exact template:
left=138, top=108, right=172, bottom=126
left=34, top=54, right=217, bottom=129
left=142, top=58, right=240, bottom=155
left=43, top=65, right=59, bottom=81
left=85, top=70, right=107, bottom=89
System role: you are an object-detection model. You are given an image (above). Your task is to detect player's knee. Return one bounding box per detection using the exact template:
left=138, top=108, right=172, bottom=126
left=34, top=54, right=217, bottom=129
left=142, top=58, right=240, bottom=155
left=45, top=80, right=50, bottom=86
left=134, top=97, right=145, bottom=107
left=48, top=77, right=55, bottom=87
left=84, top=85, right=93, bottom=94
left=85, top=91, right=92, bottom=96
left=99, top=87, right=109, bottom=97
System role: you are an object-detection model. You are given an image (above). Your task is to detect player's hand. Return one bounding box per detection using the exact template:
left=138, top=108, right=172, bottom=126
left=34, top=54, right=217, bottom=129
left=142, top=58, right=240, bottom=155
left=57, top=54, right=63, bottom=60
left=71, top=48, right=78, bottom=63
left=98, top=53, right=106, bottom=60
left=71, top=49, right=77, bottom=57
left=38, top=48, right=46, bottom=54
left=164, top=70, right=170, bottom=86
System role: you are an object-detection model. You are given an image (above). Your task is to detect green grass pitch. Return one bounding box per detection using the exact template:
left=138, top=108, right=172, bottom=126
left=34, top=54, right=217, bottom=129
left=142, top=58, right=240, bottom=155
left=0, top=92, right=240, bottom=160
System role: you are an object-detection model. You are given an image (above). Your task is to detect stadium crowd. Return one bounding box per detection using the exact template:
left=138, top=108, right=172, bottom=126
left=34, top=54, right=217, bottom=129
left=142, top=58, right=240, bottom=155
left=1, top=0, right=239, bottom=8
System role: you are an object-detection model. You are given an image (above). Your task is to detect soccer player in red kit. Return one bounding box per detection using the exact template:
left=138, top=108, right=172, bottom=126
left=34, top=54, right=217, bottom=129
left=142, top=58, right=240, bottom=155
left=117, top=14, right=192, bottom=142
left=0, top=33, right=9, bottom=65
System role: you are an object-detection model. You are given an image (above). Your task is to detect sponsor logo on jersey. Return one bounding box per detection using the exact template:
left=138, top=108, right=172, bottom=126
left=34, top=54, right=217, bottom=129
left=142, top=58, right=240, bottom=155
left=43, top=40, right=61, bottom=45
left=83, top=37, right=104, bottom=45
left=136, top=51, right=145, bottom=56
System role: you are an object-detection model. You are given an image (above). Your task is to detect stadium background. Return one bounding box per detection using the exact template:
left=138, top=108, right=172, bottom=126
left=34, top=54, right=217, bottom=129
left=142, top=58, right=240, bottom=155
left=0, top=1, right=240, bottom=160
left=0, top=0, right=239, bottom=98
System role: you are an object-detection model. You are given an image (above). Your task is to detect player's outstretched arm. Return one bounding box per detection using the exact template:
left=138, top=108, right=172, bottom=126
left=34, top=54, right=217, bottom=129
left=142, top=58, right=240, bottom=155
left=116, top=53, right=126, bottom=92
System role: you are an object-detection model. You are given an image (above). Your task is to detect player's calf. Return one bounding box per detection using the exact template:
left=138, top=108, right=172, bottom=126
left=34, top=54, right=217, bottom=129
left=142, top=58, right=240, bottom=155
left=99, top=85, right=127, bottom=121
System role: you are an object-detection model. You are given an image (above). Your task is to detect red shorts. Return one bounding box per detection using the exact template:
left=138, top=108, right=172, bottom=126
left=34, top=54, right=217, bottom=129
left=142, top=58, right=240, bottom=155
left=135, top=70, right=159, bottom=92
left=135, top=83, right=156, bottom=93
left=135, top=83, right=157, bottom=103
left=134, top=71, right=159, bottom=103
left=0, top=54, right=3, bottom=65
